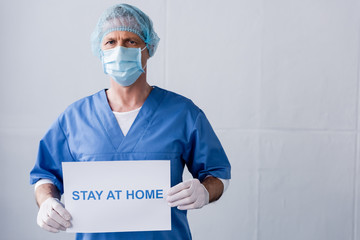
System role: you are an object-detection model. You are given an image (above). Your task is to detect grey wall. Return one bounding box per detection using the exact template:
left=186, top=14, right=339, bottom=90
left=0, top=0, right=359, bottom=239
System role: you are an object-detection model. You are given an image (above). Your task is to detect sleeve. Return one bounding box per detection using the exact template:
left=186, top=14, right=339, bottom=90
left=183, top=111, right=231, bottom=182
left=34, top=178, right=54, bottom=191
left=29, top=117, right=74, bottom=194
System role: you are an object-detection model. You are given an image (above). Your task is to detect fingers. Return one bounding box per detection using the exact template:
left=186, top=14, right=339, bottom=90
left=37, top=209, right=64, bottom=233
left=48, top=207, right=72, bottom=229
left=168, top=195, right=196, bottom=208
left=41, top=213, right=66, bottom=232
left=167, top=179, right=192, bottom=196
left=51, top=200, right=72, bottom=222
left=167, top=186, right=195, bottom=207
left=38, top=220, right=61, bottom=233
left=167, top=179, right=199, bottom=208
left=177, top=202, right=198, bottom=211
left=167, top=179, right=209, bottom=210
left=37, top=197, right=72, bottom=233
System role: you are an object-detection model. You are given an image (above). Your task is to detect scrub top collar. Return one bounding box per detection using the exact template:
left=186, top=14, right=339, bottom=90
left=94, top=86, right=166, bottom=152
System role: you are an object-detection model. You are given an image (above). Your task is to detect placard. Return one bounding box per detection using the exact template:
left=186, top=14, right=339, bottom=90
left=62, top=160, right=171, bottom=233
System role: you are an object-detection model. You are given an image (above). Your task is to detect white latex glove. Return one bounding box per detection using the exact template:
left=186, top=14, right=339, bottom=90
left=166, top=179, right=209, bottom=210
left=37, top=197, right=72, bottom=233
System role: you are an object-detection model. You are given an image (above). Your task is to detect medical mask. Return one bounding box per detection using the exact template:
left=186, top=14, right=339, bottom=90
left=101, top=46, right=147, bottom=87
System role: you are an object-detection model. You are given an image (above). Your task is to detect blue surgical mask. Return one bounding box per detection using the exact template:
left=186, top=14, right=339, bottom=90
left=101, top=46, right=147, bottom=87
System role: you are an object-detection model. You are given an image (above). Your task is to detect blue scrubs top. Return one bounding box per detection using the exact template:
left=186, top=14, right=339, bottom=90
left=30, top=86, right=231, bottom=240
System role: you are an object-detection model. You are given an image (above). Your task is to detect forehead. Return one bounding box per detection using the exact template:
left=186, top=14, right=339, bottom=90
left=102, top=31, right=143, bottom=41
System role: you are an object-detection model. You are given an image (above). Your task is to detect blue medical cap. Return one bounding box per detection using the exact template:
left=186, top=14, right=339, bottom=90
left=91, top=4, right=160, bottom=58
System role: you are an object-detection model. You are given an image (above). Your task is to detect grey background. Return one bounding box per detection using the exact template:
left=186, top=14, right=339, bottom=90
left=1, top=0, right=359, bottom=239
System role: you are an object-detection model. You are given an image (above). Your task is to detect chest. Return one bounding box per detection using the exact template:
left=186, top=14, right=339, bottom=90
left=66, top=113, right=189, bottom=160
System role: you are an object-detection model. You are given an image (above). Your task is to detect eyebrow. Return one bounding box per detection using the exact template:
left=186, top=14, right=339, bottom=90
left=103, top=36, right=115, bottom=43
left=103, top=36, right=142, bottom=43
left=123, top=36, right=141, bottom=42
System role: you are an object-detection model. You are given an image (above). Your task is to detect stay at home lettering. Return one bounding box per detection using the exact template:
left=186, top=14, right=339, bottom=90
left=72, top=189, right=164, bottom=201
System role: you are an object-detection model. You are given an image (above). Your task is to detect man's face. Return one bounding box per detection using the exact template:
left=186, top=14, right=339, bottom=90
left=101, top=31, right=150, bottom=67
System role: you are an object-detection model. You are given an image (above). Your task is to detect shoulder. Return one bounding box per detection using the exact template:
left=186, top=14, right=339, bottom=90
left=57, top=90, right=105, bottom=124
left=66, top=90, right=104, bottom=112
left=155, top=86, right=202, bottom=115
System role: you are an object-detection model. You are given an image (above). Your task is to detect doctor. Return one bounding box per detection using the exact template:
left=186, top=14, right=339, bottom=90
left=30, top=3, right=231, bottom=240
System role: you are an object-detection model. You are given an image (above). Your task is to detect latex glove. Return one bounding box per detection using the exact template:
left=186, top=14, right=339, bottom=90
left=37, top=197, right=72, bottom=233
left=166, top=179, right=209, bottom=210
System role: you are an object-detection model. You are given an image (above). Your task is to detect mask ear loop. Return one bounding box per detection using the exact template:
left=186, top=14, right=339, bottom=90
left=141, top=46, right=148, bottom=70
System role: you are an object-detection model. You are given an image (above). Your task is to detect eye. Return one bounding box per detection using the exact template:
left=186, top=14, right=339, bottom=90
left=128, top=40, right=137, bottom=45
left=105, top=40, right=115, bottom=45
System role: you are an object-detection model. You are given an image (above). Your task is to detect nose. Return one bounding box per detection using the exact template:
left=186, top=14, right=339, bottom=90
left=115, top=41, right=124, bottom=48
left=117, top=37, right=129, bottom=48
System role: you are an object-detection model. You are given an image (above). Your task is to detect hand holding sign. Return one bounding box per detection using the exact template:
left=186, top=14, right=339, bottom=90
left=37, top=197, right=72, bottom=233
left=166, top=179, right=209, bottom=210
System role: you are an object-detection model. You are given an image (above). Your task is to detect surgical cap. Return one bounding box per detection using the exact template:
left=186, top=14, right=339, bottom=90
left=91, top=4, right=160, bottom=58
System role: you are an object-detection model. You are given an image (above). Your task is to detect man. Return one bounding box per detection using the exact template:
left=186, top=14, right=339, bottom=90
left=30, top=4, right=231, bottom=240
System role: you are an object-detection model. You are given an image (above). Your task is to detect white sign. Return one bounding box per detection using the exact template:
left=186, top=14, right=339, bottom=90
left=62, top=160, right=171, bottom=233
